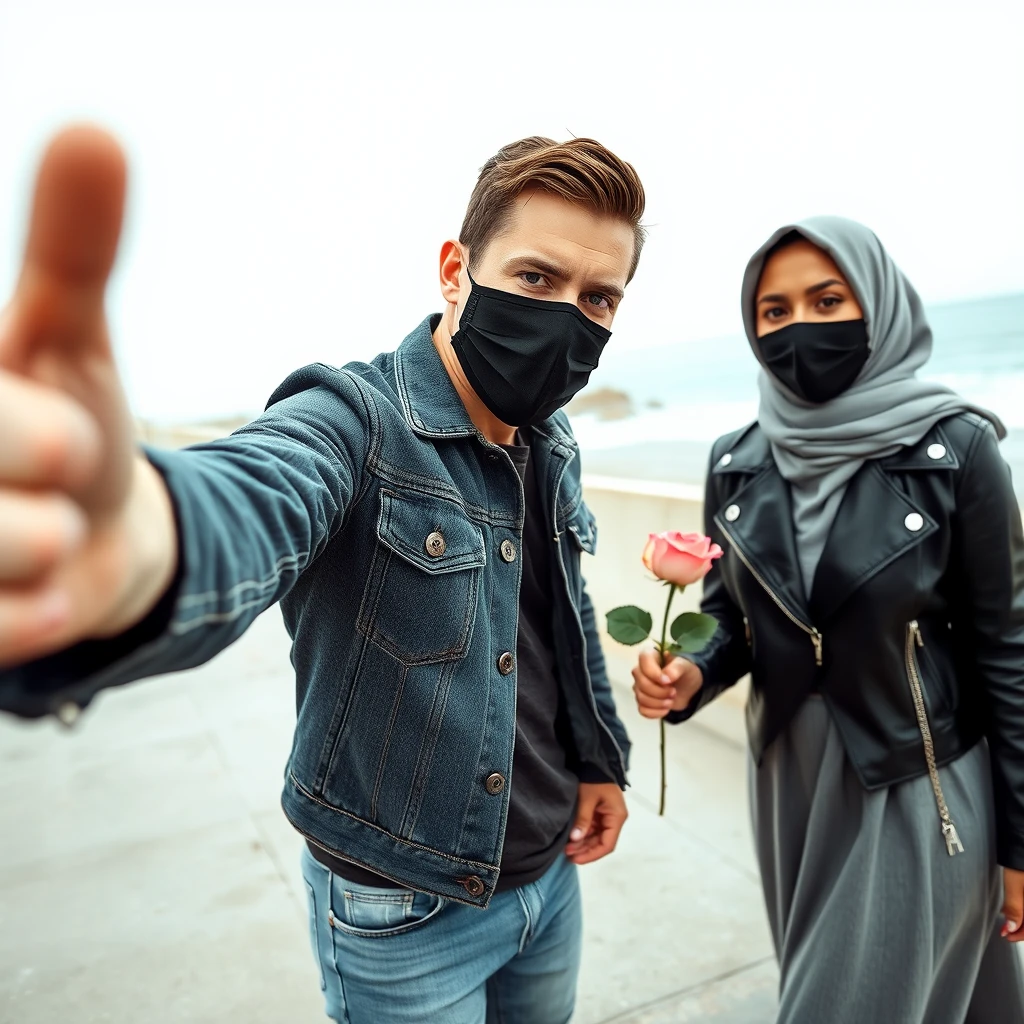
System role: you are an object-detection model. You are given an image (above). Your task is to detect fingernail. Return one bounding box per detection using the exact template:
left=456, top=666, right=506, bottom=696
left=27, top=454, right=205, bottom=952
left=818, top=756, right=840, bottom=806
left=1008, top=920, right=1020, bottom=935
left=570, top=828, right=583, bottom=842
left=37, top=590, right=71, bottom=630
left=660, top=674, right=671, bottom=684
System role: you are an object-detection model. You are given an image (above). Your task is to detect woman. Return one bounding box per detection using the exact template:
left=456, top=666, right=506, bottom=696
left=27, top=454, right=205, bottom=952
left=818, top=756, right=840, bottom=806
left=632, top=217, right=1024, bottom=1022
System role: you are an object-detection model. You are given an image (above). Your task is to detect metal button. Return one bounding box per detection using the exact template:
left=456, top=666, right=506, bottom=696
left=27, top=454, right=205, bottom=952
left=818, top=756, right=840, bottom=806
left=719, top=453, right=733, bottom=467
left=485, top=773, right=506, bottom=795
left=497, top=652, right=516, bottom=675
left=927, top=443, right=947, bottom=461
left=56, top=701, right=81, bottom=727
left=425, top=531, right=446, bottom=557
left=500, top=539, right=517, bottom=563
left=905, top=512, right=925, bottom=532
left=725, top=504, right=741, bottom=522
left=462, top=876, right=486, bottom=897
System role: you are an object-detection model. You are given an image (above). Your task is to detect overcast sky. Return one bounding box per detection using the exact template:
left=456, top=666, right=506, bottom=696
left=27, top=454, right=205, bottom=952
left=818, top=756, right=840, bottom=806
left=1, top=0, right=1022, bottom=421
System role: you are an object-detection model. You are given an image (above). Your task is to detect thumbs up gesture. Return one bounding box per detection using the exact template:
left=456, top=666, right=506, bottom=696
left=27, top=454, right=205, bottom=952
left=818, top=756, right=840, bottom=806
left=0, top=127, right=176, bottom=668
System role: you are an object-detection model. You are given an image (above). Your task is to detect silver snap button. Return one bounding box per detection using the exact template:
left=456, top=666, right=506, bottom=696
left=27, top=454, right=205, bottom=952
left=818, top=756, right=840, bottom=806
left=719, top=453, right=733, bottom=467
left=725, top=504, right=741, bottom=522
left=56, top=702, right=81, bottom=727
left=926, top=444, right=947, bottom=461
left=500, top=539, right=517, bottom=563
left=425, top=531, right=446, bottom=557
left=497, top=652, right=516, bottom=675
left=905, top=513, right=924, bottom=532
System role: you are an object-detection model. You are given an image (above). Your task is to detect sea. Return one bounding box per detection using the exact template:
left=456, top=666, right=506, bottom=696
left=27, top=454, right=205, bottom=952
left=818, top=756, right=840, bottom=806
left=569, top=291, right=1024, bottom=499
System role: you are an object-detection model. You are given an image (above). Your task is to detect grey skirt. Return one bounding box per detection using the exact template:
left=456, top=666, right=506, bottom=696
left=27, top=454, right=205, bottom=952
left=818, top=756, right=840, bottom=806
left=750, top=696, right=1024, bottom=1024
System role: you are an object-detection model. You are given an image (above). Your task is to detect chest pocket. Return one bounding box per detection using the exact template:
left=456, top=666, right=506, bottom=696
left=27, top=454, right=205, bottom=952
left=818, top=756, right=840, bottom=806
left=357, top=489, right=486, bottom=665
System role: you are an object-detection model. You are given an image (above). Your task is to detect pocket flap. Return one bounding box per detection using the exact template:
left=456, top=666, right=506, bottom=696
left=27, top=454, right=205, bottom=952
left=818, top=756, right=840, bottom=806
left=377, top=490, right=486, bottom=574
left=566, top=503, right=598, bottom=555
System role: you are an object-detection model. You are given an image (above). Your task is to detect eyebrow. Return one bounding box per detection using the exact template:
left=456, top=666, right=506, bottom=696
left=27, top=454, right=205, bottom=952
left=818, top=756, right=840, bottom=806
left=758, top=278, right=847, bottom=305
left=501, top=253, right=625, bottom=302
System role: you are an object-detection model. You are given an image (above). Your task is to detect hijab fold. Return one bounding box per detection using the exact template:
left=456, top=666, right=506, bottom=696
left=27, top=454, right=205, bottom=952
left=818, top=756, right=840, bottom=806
left=742, top=216, right=1006, bottom=595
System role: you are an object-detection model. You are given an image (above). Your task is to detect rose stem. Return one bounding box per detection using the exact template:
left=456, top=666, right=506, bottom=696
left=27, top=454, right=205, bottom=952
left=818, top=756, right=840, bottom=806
left=659, top=583, right=678, bottom=817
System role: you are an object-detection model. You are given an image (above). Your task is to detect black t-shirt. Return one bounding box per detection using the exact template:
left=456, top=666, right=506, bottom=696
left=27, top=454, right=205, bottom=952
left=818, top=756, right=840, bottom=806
left=310, top=431, right=583, bottom=891
left=494, top=435, right=581, bottom=889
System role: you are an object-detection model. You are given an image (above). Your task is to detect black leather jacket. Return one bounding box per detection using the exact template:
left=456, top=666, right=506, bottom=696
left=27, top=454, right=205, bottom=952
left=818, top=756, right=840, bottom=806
left=674, top=412, right=1024, bottom=870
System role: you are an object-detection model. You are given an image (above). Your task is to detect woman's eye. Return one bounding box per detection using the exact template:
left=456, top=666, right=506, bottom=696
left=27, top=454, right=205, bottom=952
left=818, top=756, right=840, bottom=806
left=584, top=293, right=612, bottom=311
left=764, top=306, right=787, bottom=320
left=819, top=295, right=842, bottom=309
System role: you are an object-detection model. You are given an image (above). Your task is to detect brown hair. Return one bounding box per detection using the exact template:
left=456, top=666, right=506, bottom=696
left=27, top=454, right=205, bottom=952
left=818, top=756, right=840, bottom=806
left=459, top=137, right=647, bottom=282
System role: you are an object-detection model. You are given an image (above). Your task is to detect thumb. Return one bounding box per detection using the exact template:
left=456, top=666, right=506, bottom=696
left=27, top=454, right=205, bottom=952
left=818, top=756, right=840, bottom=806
left=570, top=796, right=597, bottom=843
left=5, top=126, right=126, bottom=368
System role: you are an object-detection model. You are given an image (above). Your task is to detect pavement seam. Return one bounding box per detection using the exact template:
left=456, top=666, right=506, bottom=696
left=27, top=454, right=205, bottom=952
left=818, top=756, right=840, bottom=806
left=593, top=954, right=778, bottom=1024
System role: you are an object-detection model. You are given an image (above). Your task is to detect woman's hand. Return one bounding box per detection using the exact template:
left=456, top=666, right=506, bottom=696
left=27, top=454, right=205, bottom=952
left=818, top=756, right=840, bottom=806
left=1002, top=868, right=1024, bottom=941
left=631, top=649, right=704, bottom=719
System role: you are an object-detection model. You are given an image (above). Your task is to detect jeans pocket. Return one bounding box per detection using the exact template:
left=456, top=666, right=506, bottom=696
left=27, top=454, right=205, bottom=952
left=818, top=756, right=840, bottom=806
left=330, top=879, right=448, bottom=939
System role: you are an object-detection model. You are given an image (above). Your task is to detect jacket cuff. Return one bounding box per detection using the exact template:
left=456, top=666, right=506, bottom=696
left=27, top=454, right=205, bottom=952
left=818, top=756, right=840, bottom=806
left=575, top=764, right=617, bottom=785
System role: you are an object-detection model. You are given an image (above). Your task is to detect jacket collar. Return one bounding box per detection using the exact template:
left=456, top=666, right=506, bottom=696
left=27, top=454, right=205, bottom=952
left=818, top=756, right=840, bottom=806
left=712, top=419, right=960, bottom=626
left=393, top=313, right=579, bottom=458
left=394, top=315, right=479, bottom=439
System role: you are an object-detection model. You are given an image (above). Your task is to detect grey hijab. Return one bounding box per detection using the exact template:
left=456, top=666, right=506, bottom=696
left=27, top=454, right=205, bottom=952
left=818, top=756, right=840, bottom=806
left=742, top=216, right=1007, bottom=594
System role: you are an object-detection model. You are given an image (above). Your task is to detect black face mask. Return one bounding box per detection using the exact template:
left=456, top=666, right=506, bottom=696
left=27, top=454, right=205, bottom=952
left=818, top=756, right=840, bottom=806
left=450, top=274, right=612, bottom=426
left=757, top=319, right=870, bottom=404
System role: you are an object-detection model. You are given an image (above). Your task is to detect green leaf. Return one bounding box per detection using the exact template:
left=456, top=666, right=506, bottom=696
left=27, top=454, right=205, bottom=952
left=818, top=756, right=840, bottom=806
left=669, top=612, right=718, bottom=653
left=606, top=606, right=653, bottom=646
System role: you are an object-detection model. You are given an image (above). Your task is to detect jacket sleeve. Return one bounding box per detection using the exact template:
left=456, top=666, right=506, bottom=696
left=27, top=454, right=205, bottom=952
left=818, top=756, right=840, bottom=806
left=667, top=446, right=752, bottom=725
left=578, top=581, right=632, bottom=777
left=0, top=365, right=371, bottom=721
left=954, top=419, right=1024, bottom=870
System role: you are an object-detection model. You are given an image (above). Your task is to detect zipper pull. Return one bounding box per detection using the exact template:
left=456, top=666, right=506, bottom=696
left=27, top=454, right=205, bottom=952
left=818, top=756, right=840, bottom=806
left=811, top=631, right=823, bottom=667
left=912, top=621, right=924, bottom=648
left=942, top=820, right=965, bottom=856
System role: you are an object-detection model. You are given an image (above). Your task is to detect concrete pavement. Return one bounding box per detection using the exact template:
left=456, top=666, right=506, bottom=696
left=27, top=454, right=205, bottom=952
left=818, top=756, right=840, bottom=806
left=0, top=609, right=777, bottom=1023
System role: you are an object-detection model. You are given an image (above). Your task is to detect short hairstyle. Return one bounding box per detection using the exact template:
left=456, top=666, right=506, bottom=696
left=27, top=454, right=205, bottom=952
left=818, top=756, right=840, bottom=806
left=459, top=137, right=646, bottom=282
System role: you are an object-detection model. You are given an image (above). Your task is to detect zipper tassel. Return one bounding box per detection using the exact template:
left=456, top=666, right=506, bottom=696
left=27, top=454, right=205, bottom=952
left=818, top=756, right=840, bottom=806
left=943, top=821, right=965, bottom=856
left=906, top=621, right=965, bottom=857
left=811, top=630, right=823, bottom=667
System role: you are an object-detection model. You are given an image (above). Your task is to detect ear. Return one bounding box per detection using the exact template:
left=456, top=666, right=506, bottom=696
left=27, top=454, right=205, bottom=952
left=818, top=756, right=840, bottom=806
left=439, top=240, right=467, bottom=306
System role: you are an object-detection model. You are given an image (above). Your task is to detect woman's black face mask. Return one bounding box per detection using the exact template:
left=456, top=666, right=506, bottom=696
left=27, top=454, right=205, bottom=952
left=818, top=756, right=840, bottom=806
left=450, top=273, right=611, bottom=426
left=758, top=319, right=870, bottom=404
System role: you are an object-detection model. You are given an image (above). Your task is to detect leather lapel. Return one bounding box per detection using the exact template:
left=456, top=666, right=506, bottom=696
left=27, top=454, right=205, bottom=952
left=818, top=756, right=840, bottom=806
left=714, top=462, right=814, bottom=629
left=809, top=461, right=938, bottom=622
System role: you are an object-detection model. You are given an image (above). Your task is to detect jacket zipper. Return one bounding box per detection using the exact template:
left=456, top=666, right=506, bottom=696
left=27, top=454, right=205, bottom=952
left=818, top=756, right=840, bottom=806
left=718, top=521, right=823, bottom=666
left=905, top=621, right=964, bottom=857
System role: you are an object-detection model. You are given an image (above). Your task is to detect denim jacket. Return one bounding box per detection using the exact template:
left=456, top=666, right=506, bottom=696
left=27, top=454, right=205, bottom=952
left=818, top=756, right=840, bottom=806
left=0, top=316, right=631, bottom=907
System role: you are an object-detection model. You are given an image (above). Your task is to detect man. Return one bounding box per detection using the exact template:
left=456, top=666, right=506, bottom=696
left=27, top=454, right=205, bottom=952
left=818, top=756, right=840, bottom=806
left=0, top=127, right=643, bottom=1022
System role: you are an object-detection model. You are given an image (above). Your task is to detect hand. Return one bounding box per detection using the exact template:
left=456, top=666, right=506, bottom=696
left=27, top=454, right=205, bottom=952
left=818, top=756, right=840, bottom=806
left=632, top=648, right=704, bottom=719
left=0, top=126, right=176, bottom=668
left=1001, top=868, right=1024, bottom=941
left=565, top=783, right=628, bottom=866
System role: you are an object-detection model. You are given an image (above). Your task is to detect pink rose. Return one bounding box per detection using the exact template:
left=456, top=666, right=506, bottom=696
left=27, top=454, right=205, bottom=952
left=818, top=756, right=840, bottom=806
left=642, top=531, right=723, bottom=587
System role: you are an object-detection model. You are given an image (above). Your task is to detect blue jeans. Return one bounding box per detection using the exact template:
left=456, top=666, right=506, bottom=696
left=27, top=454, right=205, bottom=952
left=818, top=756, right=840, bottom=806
left=299, top=846, right=582, bottom=1023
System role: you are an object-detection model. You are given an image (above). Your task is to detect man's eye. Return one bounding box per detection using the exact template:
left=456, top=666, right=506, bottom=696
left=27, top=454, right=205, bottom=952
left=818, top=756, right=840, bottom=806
left=584, top=293, right=612, bottom=311
left=520, top=272, right=546, bottom=286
